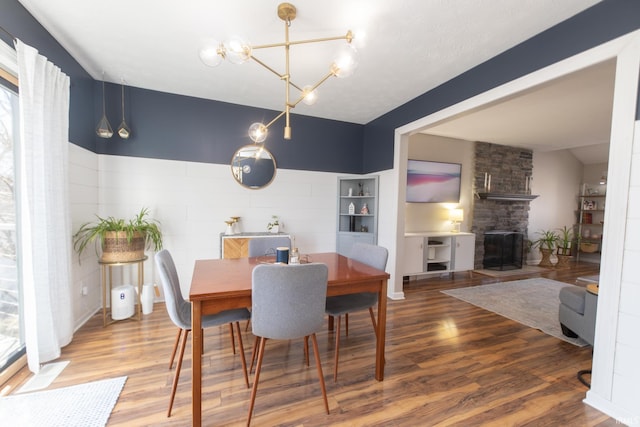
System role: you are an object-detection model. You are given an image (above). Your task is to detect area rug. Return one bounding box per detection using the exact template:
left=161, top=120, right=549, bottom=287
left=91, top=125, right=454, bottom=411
left=441, top=278, right=588, bottom=346
left=473, top=265, right=548, bottom=278
left=0, top=376, right=127, bottom=426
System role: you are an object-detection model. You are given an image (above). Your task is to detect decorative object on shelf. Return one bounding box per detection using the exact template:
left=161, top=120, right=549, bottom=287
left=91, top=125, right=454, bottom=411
left=360, top=203, right=369, bottom=214
left=96, top=77, right=113, bottom=138
left=360, top=225, right=368, bottom=232
left=230, top=216, right=240, bottom=234
left=358, top=182, right=364, bottom=196
left=449, top=208, right=464, bottom=233
left=225, top=220, right=234, bottom=235
left=531, top=229, right=559, bottom=268
left=73, top=207, right=162, bottom=262
left=199, top=2, right=358, bottom=143
left=364, top=186, right=370, bottom=196
left=580, top=242, right=599, bottom=253
left=582, top=212, right=593, bottom=224
left=599, top=173, right=607, bottom=185
left=483, top=172, right=491, bottom=192
left=348, top=187, right=353, bottom=197
left=348, top=202, right=355, bottom=215
left=117, top=81, right=131, bottom=139
left=267, top=215, right=281, bottom=233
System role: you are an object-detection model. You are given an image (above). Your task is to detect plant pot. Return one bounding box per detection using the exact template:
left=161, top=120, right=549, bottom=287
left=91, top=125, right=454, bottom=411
left=556, top=254, right=572, bottom=268
left=538, top=248, right=555, bottom=268
left=101, top=231, right=145, bottom=262
left=270, top=225, right=279, bottom=234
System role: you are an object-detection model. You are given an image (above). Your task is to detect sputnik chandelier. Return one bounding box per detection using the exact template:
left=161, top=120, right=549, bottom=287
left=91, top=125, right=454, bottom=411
left=199, top=2, right=358, bottom=143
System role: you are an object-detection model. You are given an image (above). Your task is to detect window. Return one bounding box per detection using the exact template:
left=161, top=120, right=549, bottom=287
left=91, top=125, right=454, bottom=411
left=0, top=68, right=24, bottom=378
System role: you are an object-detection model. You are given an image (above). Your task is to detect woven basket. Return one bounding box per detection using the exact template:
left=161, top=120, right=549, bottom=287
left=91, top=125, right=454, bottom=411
left=580, top=242, right=599, bottom=253
left=100, top=231, right=145, bottom=262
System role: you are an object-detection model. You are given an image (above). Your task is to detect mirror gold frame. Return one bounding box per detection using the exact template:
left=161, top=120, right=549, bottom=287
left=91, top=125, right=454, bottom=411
left=230, top=145, right=277, bottom=189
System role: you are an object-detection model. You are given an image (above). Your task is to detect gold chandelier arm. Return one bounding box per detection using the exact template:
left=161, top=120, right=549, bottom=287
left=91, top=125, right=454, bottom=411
left=264, top=111, right=287, bottom=130
left=252, top=31, right=353, bottom=50
left=290, top=71, right=334, bottom=108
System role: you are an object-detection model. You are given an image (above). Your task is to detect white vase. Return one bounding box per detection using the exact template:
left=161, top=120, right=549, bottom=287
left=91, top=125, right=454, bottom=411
left=271, top=225, right=279, bottom=234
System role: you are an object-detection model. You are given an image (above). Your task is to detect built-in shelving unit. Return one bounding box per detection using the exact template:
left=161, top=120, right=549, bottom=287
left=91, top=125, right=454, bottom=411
left=576, top=183, right=606, bottom=263
left=336, top=175, right=378, bottom=256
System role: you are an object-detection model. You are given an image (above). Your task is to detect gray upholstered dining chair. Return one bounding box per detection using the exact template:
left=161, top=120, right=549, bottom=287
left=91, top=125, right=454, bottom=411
left=324, top=243, right=388, bottom=381
left=248, top=236, right=291, bottom=257
left=247, top=263, right=329, bottom=425
left=155, top=249, right=251, bottom=417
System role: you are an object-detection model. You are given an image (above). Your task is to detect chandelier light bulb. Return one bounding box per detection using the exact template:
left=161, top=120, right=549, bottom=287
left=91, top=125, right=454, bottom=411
left=248, top=122, right=268, bottom=143
left=301, top=85, right=318, bottom=106
left=199, top=43, right=224, bottom=67
left=225, top=37, right=252, bottom=64
left=331, top=44, right=359, bottom=78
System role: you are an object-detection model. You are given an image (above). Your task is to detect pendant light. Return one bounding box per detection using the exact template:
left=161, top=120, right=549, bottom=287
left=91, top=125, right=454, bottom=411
left=117, top=81, right=131, bottom=139
left=96, top=77, right=113, bottom=138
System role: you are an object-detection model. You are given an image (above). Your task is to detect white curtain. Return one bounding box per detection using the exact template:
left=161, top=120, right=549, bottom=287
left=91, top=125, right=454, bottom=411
left=16, top=40, right=73, bottom=373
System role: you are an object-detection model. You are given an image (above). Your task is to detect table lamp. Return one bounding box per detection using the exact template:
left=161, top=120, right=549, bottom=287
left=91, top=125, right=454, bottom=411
left=449, top=208, right=464, bottom=233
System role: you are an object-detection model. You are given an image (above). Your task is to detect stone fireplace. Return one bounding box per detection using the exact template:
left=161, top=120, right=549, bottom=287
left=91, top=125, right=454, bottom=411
left=471, top=142, right=534, bottom=270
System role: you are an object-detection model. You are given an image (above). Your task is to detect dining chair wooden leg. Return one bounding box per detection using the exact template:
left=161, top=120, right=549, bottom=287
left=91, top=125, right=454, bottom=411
left=304, top=336, right=310, bottom=366
left=368, top=306, right=378, bottom=335
left=247, top=337, right=267, bottom=426
left=310, top=333, right=330, bottom=414
left=169, top=328, right=182, bottom=369
left=168, top=328, right=189, bottom=417
left=249, top=335, right=260, bottom=373
left=333, top=316, right=341, bottom=382
left=234, top=321, right=250, bottom=388
left=245, top=319, right=251, bottom=332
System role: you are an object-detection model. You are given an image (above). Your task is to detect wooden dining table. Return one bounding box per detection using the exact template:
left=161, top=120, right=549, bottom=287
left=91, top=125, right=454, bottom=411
left=189, top=252, right=390, bottom=426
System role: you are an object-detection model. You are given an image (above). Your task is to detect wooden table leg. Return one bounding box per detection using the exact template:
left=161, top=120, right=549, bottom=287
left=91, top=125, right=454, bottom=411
left=192, top=301, right=202, bottom=427
left=375, top=279, right=387, bottom=381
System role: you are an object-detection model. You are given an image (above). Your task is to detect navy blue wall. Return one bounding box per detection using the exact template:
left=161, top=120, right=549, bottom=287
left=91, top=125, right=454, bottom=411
left=97, top=84, right=364, bottom=173
left=0, top=0, right=95, bottom=152
left=362, top=0, right=640, bottom=173
left=3, top=0, right=639, bottom=175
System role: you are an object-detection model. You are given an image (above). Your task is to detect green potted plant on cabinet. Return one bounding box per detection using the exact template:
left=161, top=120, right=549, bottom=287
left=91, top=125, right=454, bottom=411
left=73, top=207, right=163, bottom=263
left=531, top=229, right=559, bottom=268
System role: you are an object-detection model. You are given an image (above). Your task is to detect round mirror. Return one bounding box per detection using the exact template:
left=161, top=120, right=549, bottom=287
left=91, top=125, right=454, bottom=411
left=231, top=145, right=277, bottom=189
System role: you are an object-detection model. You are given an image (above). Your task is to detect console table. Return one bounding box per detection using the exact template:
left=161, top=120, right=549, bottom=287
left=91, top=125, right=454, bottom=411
left=219, top=232, right=291, bottom=259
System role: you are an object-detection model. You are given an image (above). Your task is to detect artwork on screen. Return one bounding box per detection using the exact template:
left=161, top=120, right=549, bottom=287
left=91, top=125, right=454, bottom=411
left=406, top=160, right=462, bottom=203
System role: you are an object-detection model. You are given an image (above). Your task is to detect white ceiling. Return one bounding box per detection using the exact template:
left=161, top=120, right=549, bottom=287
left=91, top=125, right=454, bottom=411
left=18, top=0, right=610, bottom=163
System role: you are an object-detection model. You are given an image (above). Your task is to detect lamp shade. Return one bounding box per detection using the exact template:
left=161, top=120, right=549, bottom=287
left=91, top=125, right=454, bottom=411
left=449, top=208, right=464, bottom=223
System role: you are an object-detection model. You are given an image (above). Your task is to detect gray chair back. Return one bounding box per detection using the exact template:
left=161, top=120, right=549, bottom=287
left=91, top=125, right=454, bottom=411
left=248, top=236, right=291, bottom=257
left=251, top=263, right=328, bottom=340
left=155, top=249, right=191, bottom=330
left=349, top=243, right=388, bottom=271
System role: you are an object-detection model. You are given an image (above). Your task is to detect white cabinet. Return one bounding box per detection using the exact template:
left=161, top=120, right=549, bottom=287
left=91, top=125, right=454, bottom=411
left=403, top=232, right=475, bottom=276
left=403, top=236, right=424, bottom=274
left=336, top=175, right=378, bottom=256
left=452, top=234, right=475, bottom=271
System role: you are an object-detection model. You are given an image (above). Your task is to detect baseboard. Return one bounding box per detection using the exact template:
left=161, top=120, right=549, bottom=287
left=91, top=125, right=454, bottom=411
left=585, top=391, right=639, bottom=426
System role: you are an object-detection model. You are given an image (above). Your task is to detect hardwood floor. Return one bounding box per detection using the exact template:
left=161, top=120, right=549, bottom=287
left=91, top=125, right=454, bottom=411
left=3, top=262, right=617, bottom=426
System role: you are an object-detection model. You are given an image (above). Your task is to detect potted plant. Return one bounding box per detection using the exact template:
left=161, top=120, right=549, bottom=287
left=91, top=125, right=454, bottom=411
left=555, top=225, right=574, bottom=268
left=267, top=215, right=280, bottom=234
left=531, top=229, right=559, bottom=268
left=73, top=207, right=163, bottom=262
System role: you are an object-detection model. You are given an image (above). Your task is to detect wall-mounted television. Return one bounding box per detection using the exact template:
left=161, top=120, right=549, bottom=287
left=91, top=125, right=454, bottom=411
left=406, top=160, right=462, bottom=203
